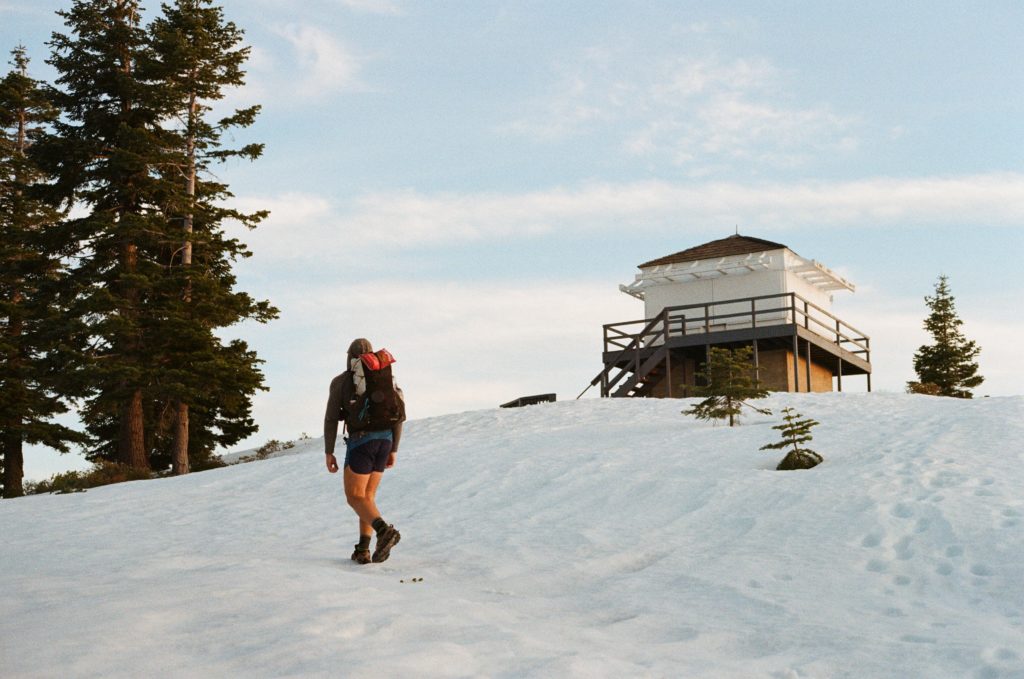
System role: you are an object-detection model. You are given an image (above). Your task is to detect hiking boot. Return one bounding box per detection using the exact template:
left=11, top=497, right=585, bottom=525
left=371, top=525, right=401, bottom=563
left=350, top=546, right=372, bottom=565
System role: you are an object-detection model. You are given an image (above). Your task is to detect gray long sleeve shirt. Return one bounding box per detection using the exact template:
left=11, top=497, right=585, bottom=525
left=324, top=371, right=405, bottom=455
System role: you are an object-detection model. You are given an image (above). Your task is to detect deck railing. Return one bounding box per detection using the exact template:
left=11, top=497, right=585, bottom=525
left=578, top=292, right=871, bottom=399
left=603, top=292, right=870, bottom=358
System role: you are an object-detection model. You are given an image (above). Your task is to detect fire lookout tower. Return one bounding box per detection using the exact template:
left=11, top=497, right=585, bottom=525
left=584, top=234, right=872, bottom=398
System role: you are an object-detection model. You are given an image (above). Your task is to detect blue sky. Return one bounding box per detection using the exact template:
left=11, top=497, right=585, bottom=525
left=4, top=0, right=1023, bottom=479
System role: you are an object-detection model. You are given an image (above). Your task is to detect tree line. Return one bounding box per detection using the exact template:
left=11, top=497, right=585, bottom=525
left=1, top=0, right=276, bottom=499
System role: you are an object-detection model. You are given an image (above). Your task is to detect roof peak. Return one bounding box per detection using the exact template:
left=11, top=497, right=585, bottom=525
left=639, top=234, right=787, bottom=269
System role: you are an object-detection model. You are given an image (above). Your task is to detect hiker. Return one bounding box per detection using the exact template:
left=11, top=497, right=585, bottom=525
left=324, top=338, right=405, bottom=564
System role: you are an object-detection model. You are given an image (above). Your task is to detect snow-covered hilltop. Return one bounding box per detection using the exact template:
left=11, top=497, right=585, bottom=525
left=2, top=393, right=1023, bottom=678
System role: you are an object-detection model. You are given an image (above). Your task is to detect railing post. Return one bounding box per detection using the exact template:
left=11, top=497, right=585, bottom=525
left=804, top=300, right=809, bottom=329
left=835, top=319, right=841, bottom=346
left=751, top=298, right=757, bottom=328
left=663, top=308, right=672, bottom=398
left=704, top=304, right=710, bottom=334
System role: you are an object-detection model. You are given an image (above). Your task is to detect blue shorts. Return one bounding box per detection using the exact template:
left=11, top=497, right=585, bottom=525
left=344, top=436, right=393, bottom=474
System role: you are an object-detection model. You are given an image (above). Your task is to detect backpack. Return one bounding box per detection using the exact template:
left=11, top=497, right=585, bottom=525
left=349, top=349, right=402, bottom=431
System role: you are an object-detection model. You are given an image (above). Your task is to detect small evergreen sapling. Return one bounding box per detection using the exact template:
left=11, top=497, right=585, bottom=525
left=761, top=407, right=822, bottom=470
left=683, top=346, right=771, bottom=426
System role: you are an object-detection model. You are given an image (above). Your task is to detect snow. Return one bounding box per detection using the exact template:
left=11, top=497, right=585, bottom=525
left=2, top=393, right=1023, bottom=678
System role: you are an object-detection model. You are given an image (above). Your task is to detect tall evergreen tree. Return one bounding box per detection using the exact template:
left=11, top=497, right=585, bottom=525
left=44, top=0, right=181, bottom=470
left=683, top=346, right=771, bottom=427
left=146, top=0, right=275, bottom=474
left=42, top=0, right=276, bottom=473
left=908, top=275, right=983, bottom=398
left=0, top=47, right=83, bottom=498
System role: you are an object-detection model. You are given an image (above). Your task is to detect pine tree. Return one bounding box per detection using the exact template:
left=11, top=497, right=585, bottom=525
left=683, top=346, right=771, bottom=426
left=44, top=0, right=181, bottom=471
left=146, top=0, right=275, bottom=474
left=908, top=275, right=983, bottom=398
left=0, top=47, right=85, bottom=498
left=760, top=407, right=822, bottom=470
left=43, top=0, right=276, bottom=473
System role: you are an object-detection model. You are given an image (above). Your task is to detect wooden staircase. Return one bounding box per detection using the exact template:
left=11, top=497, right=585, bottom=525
left=578, top=310, right=673, bottom=398
left=610, top=345, right=669, bottom=397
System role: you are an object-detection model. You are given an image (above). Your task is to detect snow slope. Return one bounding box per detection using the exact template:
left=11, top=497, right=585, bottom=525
left=2, top=393, right=1023, bottom=679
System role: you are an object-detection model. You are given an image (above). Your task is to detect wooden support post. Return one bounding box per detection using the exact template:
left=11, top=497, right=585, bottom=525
left=663, top=308, right=672, bottom=398
left=666, top=350, right=673, bottom=398
left=751, top=338, right=761, bottom=390
left=792, top=334, right=800, bottom=392
left=805, top=337, right=812, bottom=392
left=837, top=356, right=843, bottom=392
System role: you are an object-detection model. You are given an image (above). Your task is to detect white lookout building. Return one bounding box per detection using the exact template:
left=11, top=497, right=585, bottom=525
left=585, top=234, right=872, bottom=398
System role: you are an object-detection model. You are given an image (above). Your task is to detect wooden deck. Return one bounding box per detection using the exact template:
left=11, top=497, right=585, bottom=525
left=582, top=292, right=871, bottom=398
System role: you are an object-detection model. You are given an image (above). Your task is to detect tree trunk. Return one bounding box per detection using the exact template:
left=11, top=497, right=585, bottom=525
left=170, top=92, right=197, bottom=476
left=2, top=423, right=25, bottom=498
left=118, top=236, right=148, bottom=470
left=171, top=401, right=189, bottom=475
left=119, top=388, right=148, bottom=470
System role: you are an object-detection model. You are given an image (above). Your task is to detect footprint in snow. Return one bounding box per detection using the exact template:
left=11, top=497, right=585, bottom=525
left=861, top=533, right=883, bottom=548
left=970, top=564, right=993, bottom=577
left=891, top=503, right=914, bottom=519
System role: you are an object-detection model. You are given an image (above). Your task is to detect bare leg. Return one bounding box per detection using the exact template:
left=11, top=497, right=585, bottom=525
left=344, top=466, right=385, bottom=531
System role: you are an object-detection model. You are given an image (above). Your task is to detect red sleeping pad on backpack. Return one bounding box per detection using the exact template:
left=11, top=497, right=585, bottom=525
left=360, top=349, right=396, bottom=371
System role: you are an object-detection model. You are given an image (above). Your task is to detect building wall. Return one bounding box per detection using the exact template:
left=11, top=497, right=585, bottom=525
left=643, top=269, right=790, bottom=331
left=758, top=349, right=834, bottom=392
left=652, top=348, right=834, bottom=395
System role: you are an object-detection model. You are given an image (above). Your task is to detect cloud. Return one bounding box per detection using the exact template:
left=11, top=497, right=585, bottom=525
left=275, top=24, right=363, bottom=97
left=232, top=173, right=1024, bottom=256
left=504, top=52, right=858, bottom=170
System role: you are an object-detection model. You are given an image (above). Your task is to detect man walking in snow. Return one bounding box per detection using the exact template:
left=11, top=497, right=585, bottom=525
left=324, top=338, right=405, bottom=564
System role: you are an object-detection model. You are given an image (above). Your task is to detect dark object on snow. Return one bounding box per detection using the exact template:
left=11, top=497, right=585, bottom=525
left=500, top=394, right=556, bottom=408
left=776, top=449, right=824, bottom=471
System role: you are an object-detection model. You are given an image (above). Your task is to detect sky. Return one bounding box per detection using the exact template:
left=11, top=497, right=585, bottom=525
left=3, top=0, right=1023, bottom=479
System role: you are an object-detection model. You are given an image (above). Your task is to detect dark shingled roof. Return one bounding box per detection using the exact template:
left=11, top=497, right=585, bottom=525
left=639, top=234, right=788, bottom=268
